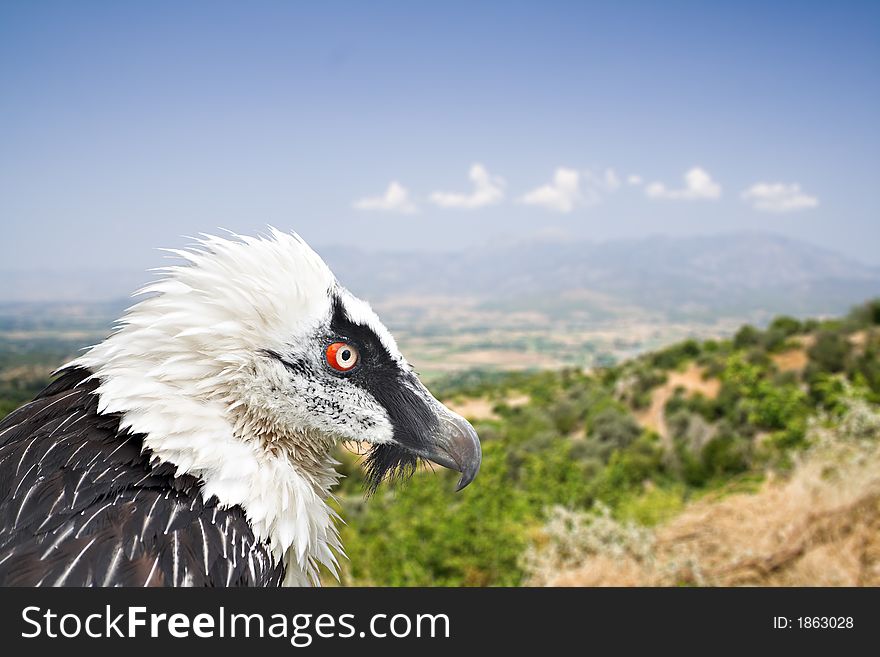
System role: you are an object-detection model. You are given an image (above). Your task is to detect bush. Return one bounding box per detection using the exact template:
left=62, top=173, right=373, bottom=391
left=522, top=505, right=655, bottom=586
left=733, top=325, right=761, bottom=349
left=847, top=337, right=880, bottom=400
left=617, top=485, right=686, bottom=526
left=768, top=315, right=803, bottom=337
left=760, top=327, right=790, bottom=353
left=700, top=433, right=752, bottom=478
left=548, top=398, right=582, bottom=435
left=589, top=407, right=642, bottom=451
left=808, top=330, right=850, bottom=374
left=590, top=433, right=666, bottom=506
left=649, top=339, right=701, bottom=370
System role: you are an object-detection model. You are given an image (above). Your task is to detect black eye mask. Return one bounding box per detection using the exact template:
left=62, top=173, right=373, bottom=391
left=328, top=293, right=439, bottom=491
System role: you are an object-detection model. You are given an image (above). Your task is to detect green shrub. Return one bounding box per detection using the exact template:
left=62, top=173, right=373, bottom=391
left=760, top=327, right=790, bottom=353
left=733, top=324, right=760, bottom=349
left=590, top=433, right=666, bottom=507
left=808, top=330, right=850, bottom=374
left=616, top=485, right=686, bottom=526
left=589, top=406, right=642, bottom=451
left=700, top=433, right=751, bottom=477
left=340, top=441, right=531, bottom=586
left=847, top=298, right=880, bottom=327
left=769, top=315, right=803, bottom=337
left=847, top=338, right=880, bottom=400
left=649, top=339, right=701, bottom=370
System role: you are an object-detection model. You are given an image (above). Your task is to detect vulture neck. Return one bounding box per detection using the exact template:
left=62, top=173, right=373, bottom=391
left=71, top=346, right=344, bottom=586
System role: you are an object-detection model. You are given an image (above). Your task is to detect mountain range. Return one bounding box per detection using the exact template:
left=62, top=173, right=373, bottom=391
left=323, top=232, right=880, bottom=322
left=3, top=232, right=879, bottom=324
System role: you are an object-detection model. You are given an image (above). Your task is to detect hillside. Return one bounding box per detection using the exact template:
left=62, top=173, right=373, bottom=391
left=333, top=299, right=880, bottom=586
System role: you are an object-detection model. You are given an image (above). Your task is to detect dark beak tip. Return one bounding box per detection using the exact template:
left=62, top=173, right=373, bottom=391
left=418, top=412, right=481, bottom=491
left=446, top=415, right=481, bottom=491
left=455, top=466, right=479, bottom=492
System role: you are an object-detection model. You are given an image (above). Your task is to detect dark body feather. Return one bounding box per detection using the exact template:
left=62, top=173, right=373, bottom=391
left=0, top=368, right=283, bottom=587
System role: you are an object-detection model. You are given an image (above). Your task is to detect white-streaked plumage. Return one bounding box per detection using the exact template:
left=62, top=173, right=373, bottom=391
left=69, top=230, right=389, bottom=583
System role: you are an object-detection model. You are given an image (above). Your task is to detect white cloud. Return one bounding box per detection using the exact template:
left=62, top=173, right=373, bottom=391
left=585, top=167, right=621, bottom=192
left=520, top=167, right=584, bottom=213
left=352, top=181, right=417, bottom=214
left=627, top=174, right=643, bottom=186
left=429, top=163, right=505, bottom=209
left=645, top=167, right=722, bottom=200
left=741, top=182, right=819, bottom=213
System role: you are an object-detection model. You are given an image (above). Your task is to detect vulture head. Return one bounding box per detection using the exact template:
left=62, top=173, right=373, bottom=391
left=71, top=229, right=481, bottom=584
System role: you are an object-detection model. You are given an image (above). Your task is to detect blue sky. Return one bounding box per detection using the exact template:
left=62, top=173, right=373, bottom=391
left=1, top=1, right=878, bottom=270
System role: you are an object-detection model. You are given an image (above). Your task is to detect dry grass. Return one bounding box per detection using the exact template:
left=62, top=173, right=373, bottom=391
left=849, top=330, right=868, bottom=349
left=445, top=397, right=500, bottom=421
left=529, top=399, right=880, bottom=587
left=771, top=348, right=809, bottom=373
left=445, top=393, right=530, bottom=421
left=793, top=334, right=817, bottom=349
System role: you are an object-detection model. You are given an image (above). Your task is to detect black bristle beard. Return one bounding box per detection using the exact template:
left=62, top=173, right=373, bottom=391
left=362, top=443, right=421, bottom=495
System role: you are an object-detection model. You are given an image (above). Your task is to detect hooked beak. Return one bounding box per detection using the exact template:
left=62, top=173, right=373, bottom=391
left=417, top=409, right=482, bottom=491
left=365, top=371, right=482, bottom=492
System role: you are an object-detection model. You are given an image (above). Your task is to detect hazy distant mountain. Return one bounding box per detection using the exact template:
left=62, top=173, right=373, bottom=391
left=321, top=232, right=880, bottom=321
left=3, top=232, right=879, bottom=323
left=0, top=270, right=150, bottom=303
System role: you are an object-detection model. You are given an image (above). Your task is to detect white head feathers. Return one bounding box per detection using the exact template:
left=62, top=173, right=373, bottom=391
left=70, top=229, right=399, bottom=585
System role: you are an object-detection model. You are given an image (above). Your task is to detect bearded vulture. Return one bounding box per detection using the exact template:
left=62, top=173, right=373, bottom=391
left=0, top=230, right=480, bottom=586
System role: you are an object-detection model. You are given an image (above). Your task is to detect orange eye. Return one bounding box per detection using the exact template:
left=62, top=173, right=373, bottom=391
left=326, top=342, right=359, bottom=372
